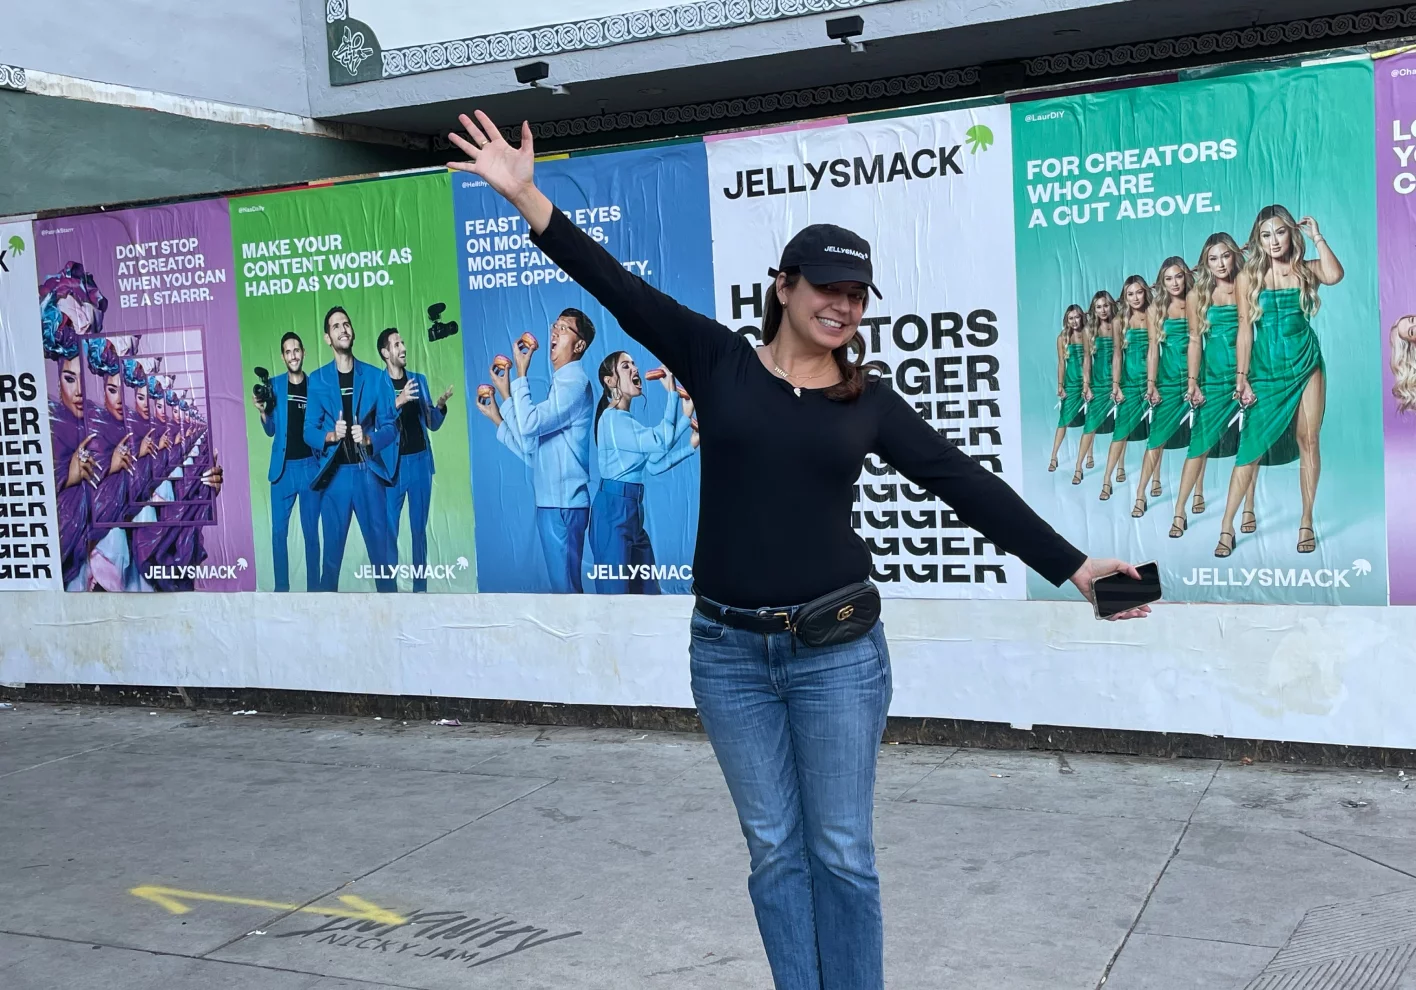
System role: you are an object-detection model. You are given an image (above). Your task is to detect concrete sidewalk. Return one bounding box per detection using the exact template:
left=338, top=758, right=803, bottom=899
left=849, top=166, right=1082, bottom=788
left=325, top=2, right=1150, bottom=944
left=3, top=702, right=1415, bottom=989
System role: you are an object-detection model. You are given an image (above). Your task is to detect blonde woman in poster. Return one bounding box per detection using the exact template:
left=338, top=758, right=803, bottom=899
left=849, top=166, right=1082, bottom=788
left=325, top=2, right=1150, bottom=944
left=1132, top=257, right=1195, bottom=519
left=1047, top=304, right=1088, bottom=476
left=1099, top=275, right=1152, bottom=501
left=1071, top=290, right=1121, bottom=484
left=1214, top=205, right=1343, bottom=557
left=1169, top=233, right=1258, bottom=539
left=1392, top=315, right=1416, bottom=414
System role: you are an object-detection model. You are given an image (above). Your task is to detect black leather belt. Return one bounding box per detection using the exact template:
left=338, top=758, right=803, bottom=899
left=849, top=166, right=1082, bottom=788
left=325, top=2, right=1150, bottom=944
left=693, top=593, right=800, bottom=633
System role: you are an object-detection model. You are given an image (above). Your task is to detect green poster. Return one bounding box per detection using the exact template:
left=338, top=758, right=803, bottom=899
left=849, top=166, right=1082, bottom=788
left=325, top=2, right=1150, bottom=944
left=1013, top=61, right=1385, bottom=605
left=231, top=171, right=476, bottom=593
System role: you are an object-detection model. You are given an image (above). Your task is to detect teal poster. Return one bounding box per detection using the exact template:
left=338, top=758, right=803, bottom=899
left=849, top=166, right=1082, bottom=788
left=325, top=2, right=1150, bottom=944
left=1013, top=61, right=1386, bottom=605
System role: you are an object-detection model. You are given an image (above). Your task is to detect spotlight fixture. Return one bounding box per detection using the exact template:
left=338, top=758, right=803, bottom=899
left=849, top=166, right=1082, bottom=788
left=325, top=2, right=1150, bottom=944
left=825, top=15, right=865, bottom=53
left=514, top=60, right=567, bottom=95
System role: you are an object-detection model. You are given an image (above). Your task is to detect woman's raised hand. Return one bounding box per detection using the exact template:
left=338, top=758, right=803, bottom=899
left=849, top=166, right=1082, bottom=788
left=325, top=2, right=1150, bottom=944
left=448, top=112, right=539, bottom=212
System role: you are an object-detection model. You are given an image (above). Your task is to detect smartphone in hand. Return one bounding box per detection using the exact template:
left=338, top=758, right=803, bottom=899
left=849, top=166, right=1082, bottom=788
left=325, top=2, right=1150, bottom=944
left=1092, top=561, right=1161, bottom=619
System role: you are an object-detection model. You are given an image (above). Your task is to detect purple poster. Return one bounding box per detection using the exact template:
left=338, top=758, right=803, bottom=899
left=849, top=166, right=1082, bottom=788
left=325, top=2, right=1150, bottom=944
left=1380, top=51, right=1416, bottom=604
left=34, top=200, right=255, bottom=591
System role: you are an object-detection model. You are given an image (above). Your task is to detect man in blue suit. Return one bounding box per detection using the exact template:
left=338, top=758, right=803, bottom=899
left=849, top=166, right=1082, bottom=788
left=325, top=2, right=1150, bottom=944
left=304, top=306, right=398, bottom=593
left=378, top=326, right=454, bottom=593
left=254, top=331, right=322, bottom=592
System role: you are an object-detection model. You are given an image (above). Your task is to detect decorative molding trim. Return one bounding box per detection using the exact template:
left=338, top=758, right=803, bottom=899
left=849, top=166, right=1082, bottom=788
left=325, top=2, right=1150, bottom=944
left=510, top=5, right=1416, bottom=145
left=326, top=0, right=898, bottom=84
left=1024, top=5, right=1416, bottom=76
left=0, top=63, right=27, bottom=91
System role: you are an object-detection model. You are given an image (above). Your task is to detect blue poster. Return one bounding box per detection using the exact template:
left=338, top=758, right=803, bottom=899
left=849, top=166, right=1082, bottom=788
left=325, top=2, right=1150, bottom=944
left=454, top=143, right=713, bottom=595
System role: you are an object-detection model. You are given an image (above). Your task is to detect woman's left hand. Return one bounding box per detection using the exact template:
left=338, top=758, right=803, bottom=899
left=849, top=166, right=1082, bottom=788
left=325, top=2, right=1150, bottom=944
left=1068, top=557, right=1152, bottom=620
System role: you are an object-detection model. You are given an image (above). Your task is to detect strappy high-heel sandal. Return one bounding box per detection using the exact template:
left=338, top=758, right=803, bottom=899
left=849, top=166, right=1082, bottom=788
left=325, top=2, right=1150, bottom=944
left=1048, top=456, right=1058, bottom=472
left=1086, top=453, right=1095, bottom=468
left=1116, top=467, right=1127, bottom=483
left=1297, top=527, right=1316, bottom=554
left=1215, top=530, right=1235, bottom=558
left=1151, top=479, right=1162, bottom=498
left=1241, top=510, right=1257, bottom=534
left=1099, top=482, right=1112, bottom=501
left=1071, top=469, right=1083, bottom=486
left=1192, top=494, right=1206, bottom=514
left=1169, top=515, right=1187, bottom=538
left=1132, top=497, right=1146, bottom=518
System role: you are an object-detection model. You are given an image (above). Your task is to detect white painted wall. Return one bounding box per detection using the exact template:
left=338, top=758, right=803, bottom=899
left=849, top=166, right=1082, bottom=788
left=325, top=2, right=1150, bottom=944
left=0, top=0, right=312, bottom=115
left=3, top=594, right=1410, bottom=749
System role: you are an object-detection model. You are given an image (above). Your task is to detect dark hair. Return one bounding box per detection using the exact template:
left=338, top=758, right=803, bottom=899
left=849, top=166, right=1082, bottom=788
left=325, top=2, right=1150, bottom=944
left=762, top=273, right=867, bottom=402
left=376, top=327, right=401, bottom=357
left=560, top=307, right=595, bottom=354
left=592, top=350, right=629, bottom=440
left=280, top=331, right=303, bottom=350
left=323, top=305, right=350, bottom=336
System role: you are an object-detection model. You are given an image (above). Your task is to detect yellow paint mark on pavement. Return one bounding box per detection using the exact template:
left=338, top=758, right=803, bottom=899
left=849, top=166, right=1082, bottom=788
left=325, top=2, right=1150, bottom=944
left=129, top=885, right=406, bottom=925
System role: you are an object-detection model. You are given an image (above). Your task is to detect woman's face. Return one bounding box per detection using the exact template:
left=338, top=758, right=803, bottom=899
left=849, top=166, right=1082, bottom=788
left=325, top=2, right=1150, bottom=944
left=1125, top=282, right=1146, bottom=312
left=1258, top=218, right=1292, bottom=259
left=104, top=374, right=124, bottom=419
left=59, top=357, right=83, bottom=418
left=1065, top=309, right=1082, bottom=332
left=604, top=352, right=642, bottom=400
left=1162, top=265, right=1188, bottom=299
left=783, top=277, right=866, bottom=352
left=1094, top=297, right=1114, bottom=322
left=154, top=395, right=168, bottom=423
left=1206, top=244, right=1237, bottom=281
left=1397, top=315, right=1416, bottom=344
left=135, top=386, right=150, bottom=419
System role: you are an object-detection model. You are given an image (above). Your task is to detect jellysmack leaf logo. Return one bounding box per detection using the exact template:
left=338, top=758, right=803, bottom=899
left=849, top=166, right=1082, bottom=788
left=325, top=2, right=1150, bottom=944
left=456, top=556, right=470, bottom=571
left=1352, top=558, right=1372, bottom=577
left=236, top=557, right=249, bottom=571
left=7, top=235, right=23, bottom=256
left=965, top=125, right=994, bottom=154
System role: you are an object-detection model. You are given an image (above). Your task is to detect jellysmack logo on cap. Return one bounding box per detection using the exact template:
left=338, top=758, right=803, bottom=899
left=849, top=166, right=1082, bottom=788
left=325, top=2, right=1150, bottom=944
left=823, top=245, right=868, bottom=260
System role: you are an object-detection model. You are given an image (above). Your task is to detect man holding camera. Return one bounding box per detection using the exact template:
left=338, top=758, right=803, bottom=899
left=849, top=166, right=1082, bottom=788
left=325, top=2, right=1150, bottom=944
left=377, top=326, right=453, bottom=593
left=304, top=305, right=399, bottom=593
left=254, top=331, right=323, bottom=592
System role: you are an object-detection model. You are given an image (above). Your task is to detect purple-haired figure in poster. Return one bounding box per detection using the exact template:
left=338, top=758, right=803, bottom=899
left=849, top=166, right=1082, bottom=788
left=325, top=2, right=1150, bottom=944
left=39, top=263, right=103, bottom=590
left=83, top=335, right=138, bottom=591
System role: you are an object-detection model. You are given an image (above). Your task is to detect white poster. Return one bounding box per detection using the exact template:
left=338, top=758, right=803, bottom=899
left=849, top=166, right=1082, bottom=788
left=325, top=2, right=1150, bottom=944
left=0, top=219, right=62, bottom=590
left=704, top=108, right=1025, bottom=599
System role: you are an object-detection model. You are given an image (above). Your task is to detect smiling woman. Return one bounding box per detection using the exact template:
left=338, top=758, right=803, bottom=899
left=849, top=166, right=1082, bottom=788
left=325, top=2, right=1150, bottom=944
left=446, top=108, right=1150, bottom=990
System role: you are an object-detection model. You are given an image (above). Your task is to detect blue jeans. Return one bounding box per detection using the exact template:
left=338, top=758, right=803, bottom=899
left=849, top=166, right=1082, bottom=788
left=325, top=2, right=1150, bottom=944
left=589, top=479, right=659, bottom=595
left=689, top=610, right=892, bottom=990
left=271, top=455, right=322, bottom=593
left=319, top=461, right=395, bottom=593
left=387, top=449, right=433, bottom=593
left=535, top=506, right=589, bottom=594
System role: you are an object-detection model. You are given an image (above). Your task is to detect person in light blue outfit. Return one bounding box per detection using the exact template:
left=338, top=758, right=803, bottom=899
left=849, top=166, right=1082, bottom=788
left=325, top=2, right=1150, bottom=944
left=488, top=308, right=596, bottom=593
left=378, top=327, right=454, bottom=593
left=590, top=352, right=696, bottom=594
left=256, top=331, right=323, bottom=592
left=304, top=306, right=399, bottom=593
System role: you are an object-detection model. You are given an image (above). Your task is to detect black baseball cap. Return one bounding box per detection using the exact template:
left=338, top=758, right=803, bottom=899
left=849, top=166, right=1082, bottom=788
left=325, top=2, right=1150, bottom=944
left=768, top=223, right=882, bottom=299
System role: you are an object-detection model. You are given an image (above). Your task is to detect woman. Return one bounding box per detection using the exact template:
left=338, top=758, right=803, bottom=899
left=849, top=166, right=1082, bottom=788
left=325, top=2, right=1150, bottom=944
left=590, top=352, right=696, bottom=594
left=83, top=336, right=138, bottom=591
left=447, top=110, right=1147, bottom=990
left=1392, top=315, right=1416, bottom=414
left=1132, top=258, right=1195, bottom=519
left=1214, top=205, right=1342, bottom=557
left=1099, top=275, right=1152, bottom=501
left=1169, top=235, right=1257, bottom=539
left=1071, top=291, right=1120, bottom=484
left=1048, top=304, right=1088, bottom=476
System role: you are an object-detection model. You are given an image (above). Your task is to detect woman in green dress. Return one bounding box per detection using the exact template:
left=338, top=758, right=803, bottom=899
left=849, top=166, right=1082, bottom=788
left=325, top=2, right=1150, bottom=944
left=1071, top=290, right=1121, bottom=485
left=1169, top=233, right=1258, bottom=538
left=1214, top=205, right=1344, bottom=557
left=1048, top=304, right=1088, bottom=474
left=1132, top=257, right=1195, bottom=518
left=1099, top=276, right=1151, bottom=501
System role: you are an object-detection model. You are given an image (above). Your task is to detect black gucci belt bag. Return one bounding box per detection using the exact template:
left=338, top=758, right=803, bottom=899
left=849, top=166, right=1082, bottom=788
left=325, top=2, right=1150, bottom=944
left=695, top=581, right=881, bottom=648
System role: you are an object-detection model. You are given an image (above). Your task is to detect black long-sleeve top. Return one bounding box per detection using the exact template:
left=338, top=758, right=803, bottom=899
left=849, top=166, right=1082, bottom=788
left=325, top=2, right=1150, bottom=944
left=529, top=206, right=1086, bottom=609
